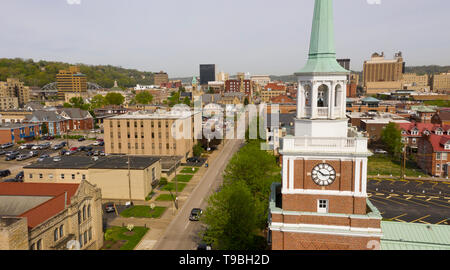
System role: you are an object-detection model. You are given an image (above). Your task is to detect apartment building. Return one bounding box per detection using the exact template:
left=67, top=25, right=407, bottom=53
left=363, top=52, right=405, bottom=94
left=0, top=97, right=19, bottom=111
left=154, top=71, right=169, bottom=86
left=261, top=83, right=287, bottom=103
left=56, top=66, right=87, bottom=98
left=104, top=110, right=201, bottom=161
left=431, top=72, right=450, bottom=92
left=0, top=78, right=30, bottom=107
left=0, top=181, right=103, bottom=250
left=417, top=134, right=450, bottom=177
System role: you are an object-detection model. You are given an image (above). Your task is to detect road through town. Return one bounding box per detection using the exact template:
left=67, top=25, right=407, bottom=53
left=153, top=138, right=244, bottom=250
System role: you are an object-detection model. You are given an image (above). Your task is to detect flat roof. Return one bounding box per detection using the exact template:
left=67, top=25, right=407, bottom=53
left=109, top=110, right=199, bottom=120
left=24, top=155, right=160, bottom=170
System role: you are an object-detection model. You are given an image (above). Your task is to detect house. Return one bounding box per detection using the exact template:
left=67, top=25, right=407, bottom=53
left=431, top=109, right=450, bottom=126
left=0, top=123, right=41, bottom=144
left=24, top=110, right=69, bottom=136
left=417, top=134, right=450, bottom=177
left=397, top=122, right=450, bottom=152
left=0, top=181, right=103, bottom=250
left=57, top=108, right=94, bottom=131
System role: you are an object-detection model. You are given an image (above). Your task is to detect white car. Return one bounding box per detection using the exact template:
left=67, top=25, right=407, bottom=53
left=374, top=149, right=388, bottom=154
left=31, top=145, right=40, bottom=150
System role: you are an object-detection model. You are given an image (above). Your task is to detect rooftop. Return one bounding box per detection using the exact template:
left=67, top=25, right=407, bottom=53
left=109, top=109, right=198, bottom=120
left=24, top=156, right=160, bottom=170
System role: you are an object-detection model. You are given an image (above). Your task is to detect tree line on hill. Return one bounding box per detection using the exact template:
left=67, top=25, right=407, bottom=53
left=0, top=58, right=155, bottom=88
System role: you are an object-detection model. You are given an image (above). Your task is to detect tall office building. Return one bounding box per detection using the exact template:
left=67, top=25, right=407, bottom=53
left=0, top=78, right=30, bottom=108
left=337, top=59, right=351, bottom=71
left=199, top=64, right=216, bottom=86
left=153, top=71, right=169, bottom=86
left=56, top=66, right=87, bottom=98
left=363, top=52, right=404, bottom=91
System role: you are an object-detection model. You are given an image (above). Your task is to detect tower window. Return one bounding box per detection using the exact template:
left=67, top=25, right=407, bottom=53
left=317, top=200, right=329, bottom=214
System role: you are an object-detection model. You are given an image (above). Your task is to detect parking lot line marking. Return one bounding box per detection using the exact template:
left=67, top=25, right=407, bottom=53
left=410, top=215, right=431, bottom=224
left=393, top=218, right=407, bottom=223
left=400, top=191, right=450, bottom=209
left=376, top=193, right=385, bottom=196
left=418, top=220, right=431, bottom=224
left=426, top=196, right=439, bottom=202
left=436, top=219, right=448, bottom=225
left=391, top=214, right=407, bottom=220
left=368, top=197, right=388, bottom=205
left=371, top=195, right=407, bottom=206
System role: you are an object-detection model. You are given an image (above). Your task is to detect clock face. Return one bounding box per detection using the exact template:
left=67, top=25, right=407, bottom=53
left=312, top=163, right=336, bottom=186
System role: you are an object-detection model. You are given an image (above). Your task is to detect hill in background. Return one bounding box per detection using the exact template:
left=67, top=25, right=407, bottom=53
left=0, top=58, right=155, bottom=88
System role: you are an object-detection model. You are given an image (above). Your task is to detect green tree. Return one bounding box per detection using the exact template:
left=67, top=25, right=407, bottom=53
left=90, top=94, right=106, bottom=109
left=41, top=122, right=48, bottom=135
left=381, top=122, right=403, bottom=158
left=193, top=143, right=204, bottom=157
left=183, top=96, right=191, bottom=106
left=201, top=181, right=259, bottom=250
left=135, top=91, right=153, bottom=105
left=69, top=97, right=84, bottom=108
left=244, top=97, right=249, bottom=106
left=105, top=92, right=125, bottom=106
left=167, top=91, right=180, bottom=107
left=63, top=103, right=72, bottom=108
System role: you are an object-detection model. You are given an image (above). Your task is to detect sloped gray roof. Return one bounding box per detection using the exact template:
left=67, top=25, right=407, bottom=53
left=25, top=110, right=65, bottom=122
left=57, top=108, right=92, bottom=120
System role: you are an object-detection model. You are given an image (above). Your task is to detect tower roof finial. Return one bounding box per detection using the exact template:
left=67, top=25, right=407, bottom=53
left=297, top=0, right=349, bottom=75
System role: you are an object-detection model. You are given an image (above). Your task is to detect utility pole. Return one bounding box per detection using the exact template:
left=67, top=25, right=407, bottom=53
left=402, top=145, right=406, bottom=180
left=128, top=155, right=132, bottom=205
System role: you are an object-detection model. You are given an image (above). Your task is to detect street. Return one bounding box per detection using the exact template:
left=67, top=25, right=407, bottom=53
left=152, top=138, right=244, bottom=250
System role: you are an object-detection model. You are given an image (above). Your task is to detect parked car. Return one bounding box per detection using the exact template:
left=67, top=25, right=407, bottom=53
left=52, top=144, right=63, bottom=150
left=187, top=157, right=201, bottom=163
left=31, top=144, right=41, bottom=150
left=19, top=144, right=34, bottom=150
left=46, top=136, right=55, bottom=140
left=374, top=149, right=388, bottom=154
left=3, top=178, right=23, bottom=183
left=1, top=143, right=14, bottom=149
left=60, top=150, right=68, bottom=156
left=93, top=141, right=101, bottom=146
left=78, top=137, right=86, bottom=142
left=5, top=155, right=17, bottom=161
left=197, top=243, right=212, bottom=251
left=29, top=151, right=39, bottom=157
left=86, top=151, right=94, bottom=156
left=104, top=203, right=115, bottom=213
left=99, top=151, right=106, bottom=156
left=189, top=208, right=203, bottom=221
left=16, top=154, right=31, bottom=161
left=6, top=151, right=19, bottom=156
left=60, top=142, right=67, bottom=147
left=84, top=146, right=93, bottom=152
left=15, top=171, right=24, bottom=180
left=0, top=170, right=11, bottom=178
left=37, top=154, right=50, bottom=162
left=70, top=147, right=78, bottom=152
left=39, top=142, right=51, bottom=150
left=0, top=150, right=6, bottom=156
left=53, top=156, right=62, bottom=162
left=98, top=141, right=105, bottom=146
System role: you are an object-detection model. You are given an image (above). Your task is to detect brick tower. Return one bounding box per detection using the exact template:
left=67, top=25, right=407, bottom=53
left=268, top=0, right=383, bottom=250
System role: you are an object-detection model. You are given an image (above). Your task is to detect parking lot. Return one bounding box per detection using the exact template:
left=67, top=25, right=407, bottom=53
left=368, top=178, right=450, bottom=225
left=0, top=138, right=105, bottom=179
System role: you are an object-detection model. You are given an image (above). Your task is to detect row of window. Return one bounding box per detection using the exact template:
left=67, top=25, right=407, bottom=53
left=79, top=227, right=93, bottom=248
left=109, top=120, right=170, bottom=129
left=78, top=204, right=92, bottom=225
left=29, top=173, right=86, bottom=181
left=111, top=143, right=176, bottom=150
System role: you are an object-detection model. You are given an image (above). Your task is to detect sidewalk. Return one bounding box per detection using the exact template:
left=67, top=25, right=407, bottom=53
left=369, top=175, right=450, bottom=183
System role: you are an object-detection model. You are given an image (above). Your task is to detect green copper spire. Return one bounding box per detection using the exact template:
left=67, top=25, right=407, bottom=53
left=297, top=0, right=349, bottom=74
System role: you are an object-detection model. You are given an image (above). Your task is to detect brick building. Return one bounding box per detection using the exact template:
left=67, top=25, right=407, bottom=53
left=396, top=122, right=449, bottom=152
left=417, top=134, right=450, bottom=177
left=57, top=108, right=94, bottom=131
left=0, top=123, right=41, bottom=144
left=0, top=181, right=103, bottom=250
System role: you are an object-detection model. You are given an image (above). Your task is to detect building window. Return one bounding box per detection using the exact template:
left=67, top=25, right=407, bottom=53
left=118, top=143, right=121, bottom=149
left=88, top=228, right=92, bottom=241
left=437, top=164, right=441, bottom=172
left=152, top=143, right=155, bottom=149
left=29, top=174, right=33, bottom=179
left=152, top=132, right=154, bottom=139
left=173, top=143, right=176, bottom=150
left=127, top=121, right=130, bottom=128
left=135, top=143, right=138, bottom=149
left=61, top=174, right=65, bottom=179
left=59, top=225, right=64, bottom=238
left=88, top=205, right=91, bottom=218
left=158, top=132, right=161, bottom=139
left=78, top=211, right=81, bottom=224
left=83, top=206, right=86, bottom=220
left=151, top=121, right=154, bottom=128
left=437, top=153, right=442, bottom=160
left=84, top=231, right=88, bottom=245
left=165, top=121, right=169, bottom=128
left=36, top=239, right=42, bottom=250
left=158, top=121, right=161, bottom=128
left=39, top=174, right=43, bottom=179
left=71, top=174, right=75, bottom=180
left=54, top=229, right=59, bottom=241
left=142, top=143, right=145, bottom=149
left=79, top=234, right=83, bottom=248
left=82, top=174, right=86, bottom=180
left=317, top=200, right=329, bottom=214
left=166, top=143, right=169, bottom=150
left=140, top=121, right=144, bottom=128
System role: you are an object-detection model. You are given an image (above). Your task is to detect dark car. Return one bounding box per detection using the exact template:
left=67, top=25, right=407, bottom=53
left=60, top=149, right=68, bottom=156
left=52, top=144, right=63, bottom=150
left=60, top=142, right=67, bottom=147
left=0, top=170, right=11, bottom=178
left=86, top=151, right=94, bottom=156
left=98, top=141, right=104, bottom=146
left=15, top=171, right=24, bottom=180
left=187, top=157, right=201, bottom=163
left=0, top=150, right=6, bottom=156
left=84, top=146, right=93, bottom=152
left=104, top=203, right=116, bottom=213
left=3, top=178, right=23, bottom=183
left=1, top=143, right=14, bottom=149
left=189, top=208, right=203, bottom=221
left=46, top=136, right=55, bottom=140
left=5, top=155, right=17, bottom=161
left=79, top=146, right=86, bottom=151
left=78, top=137, right=86, bottom=142
left=29, top=151, right=39, bottom=157
left=197, top=243, right=212, bottom=250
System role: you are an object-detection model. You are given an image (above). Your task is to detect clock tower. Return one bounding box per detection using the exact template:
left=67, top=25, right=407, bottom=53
left=268, top=0, right=383, bottom=250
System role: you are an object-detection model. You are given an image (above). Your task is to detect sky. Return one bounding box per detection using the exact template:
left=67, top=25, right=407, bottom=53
left=1, top=0, right=449, bottom=78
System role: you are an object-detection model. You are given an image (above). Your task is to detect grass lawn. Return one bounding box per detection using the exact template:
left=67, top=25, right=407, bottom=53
left=155, top=194, right=175, bottom=201
left=161, top=182, right=187, bottom=192
left=103, top=226, right=149, bottom=250
left=368, top=154, right=428, bottom=177
left=120, top=206, right=167, bottom=219
left=180, top=167, right=199, bottom=174
left=174, top=174, right=194, bottom=183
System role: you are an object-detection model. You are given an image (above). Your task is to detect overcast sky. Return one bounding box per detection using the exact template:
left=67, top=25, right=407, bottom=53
left=1, top=0, right=449, bottom=77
